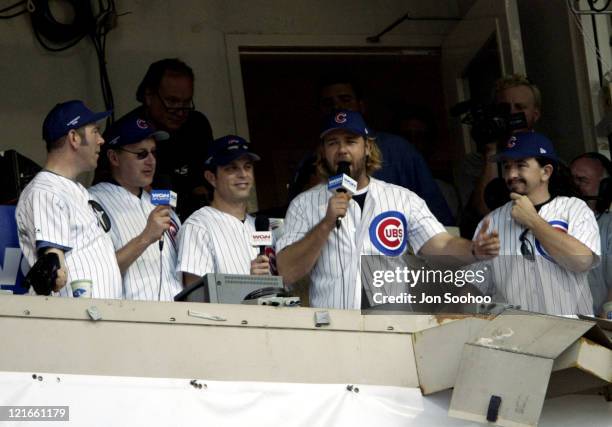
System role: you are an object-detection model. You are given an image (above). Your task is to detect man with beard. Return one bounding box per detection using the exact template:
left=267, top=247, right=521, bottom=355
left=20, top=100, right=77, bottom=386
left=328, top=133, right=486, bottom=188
left=470, top=132, right=600, bottom=315
left=316, top=73, right=454, bottom=225
left=176, top=135, right=272, bottom=286
left=276, top=110, right=500, bottom=310
left=89, top=117, right=183, bottom=301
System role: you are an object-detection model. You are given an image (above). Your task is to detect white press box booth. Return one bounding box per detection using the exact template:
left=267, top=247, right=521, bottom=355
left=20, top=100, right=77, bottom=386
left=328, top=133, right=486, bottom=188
left=0, top=293, right=610, bottom=427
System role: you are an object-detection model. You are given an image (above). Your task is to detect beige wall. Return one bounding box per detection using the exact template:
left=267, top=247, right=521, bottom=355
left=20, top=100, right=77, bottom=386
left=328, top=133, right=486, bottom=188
left=0, top=0, right=461, bottom=167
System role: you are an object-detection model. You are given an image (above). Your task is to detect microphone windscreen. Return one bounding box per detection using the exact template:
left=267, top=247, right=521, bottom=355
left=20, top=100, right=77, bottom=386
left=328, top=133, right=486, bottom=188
left=255, top=215, right=270, bottom=232
left=336, top=161, right=350, bottom=176
left=154, top=174, right=173, bottom=191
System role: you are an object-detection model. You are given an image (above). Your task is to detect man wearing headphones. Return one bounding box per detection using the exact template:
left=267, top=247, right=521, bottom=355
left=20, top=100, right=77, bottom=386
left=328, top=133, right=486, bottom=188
left=571, top=152, right=612, bottom=316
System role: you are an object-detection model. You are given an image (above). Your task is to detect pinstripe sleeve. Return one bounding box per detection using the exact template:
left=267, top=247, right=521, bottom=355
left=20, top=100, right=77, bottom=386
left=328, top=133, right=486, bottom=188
left=31, top=190, right=72, bottom=251
left=176, top=222, right=214, bottom=277
left=568, top=199, right=601, bottom=259
left=407, top=194, right=446, bottom=254
left=276, top=195, right=311, bottom=253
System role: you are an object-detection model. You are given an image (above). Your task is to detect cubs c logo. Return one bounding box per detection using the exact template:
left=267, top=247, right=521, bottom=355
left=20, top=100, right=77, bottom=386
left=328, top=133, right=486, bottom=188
left=535, top=220, right=568, bottom=263
left=136, top=119, right=149, bottom=129
left=369, top=211, right=408, bottom=256
left=507, top=136, right=517, bottom=148
left=335, top=112, right=347, bottom=124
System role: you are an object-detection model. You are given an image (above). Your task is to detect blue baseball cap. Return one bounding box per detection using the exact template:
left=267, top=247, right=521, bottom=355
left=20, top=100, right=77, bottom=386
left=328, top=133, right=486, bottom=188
left=104, top=117, right=169, bottom=148
left=204, top=135, right=261, bottom=167
left=42, top=100, right=112, bottom=144
left=492, top=132, right=558, bottom=163
left=320, top=110, right=370, bottom=139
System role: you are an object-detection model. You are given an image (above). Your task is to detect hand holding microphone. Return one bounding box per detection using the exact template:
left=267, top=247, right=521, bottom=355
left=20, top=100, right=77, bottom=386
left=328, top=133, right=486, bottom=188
left=149, top=188, right=177, bottom=248
left=250, top=215, right=272, bottom=275
left=326, top=161, right=356, bottom=228
left=143, top=206, right=172, bottom=244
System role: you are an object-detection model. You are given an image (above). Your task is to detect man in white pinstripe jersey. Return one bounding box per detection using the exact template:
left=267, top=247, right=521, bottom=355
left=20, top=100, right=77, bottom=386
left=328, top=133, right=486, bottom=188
left=276, top=110, right=500, bottom=310
left=176, top=135, right=272, bottom=286
left=16, top=100, right=122, bottom=299
left=89, top=117, right=183, bottom=301
left=470, top=132, right=601, bottom=315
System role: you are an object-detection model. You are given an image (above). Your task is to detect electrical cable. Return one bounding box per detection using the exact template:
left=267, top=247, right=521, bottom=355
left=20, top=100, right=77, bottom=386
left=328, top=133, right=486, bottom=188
left=587, top=0, right=612, bottom=13
left=568, top=2, right=612, bottom=73
left=27, top=0, right=117, bottom=119
left=335, top=224, right=347, bottom=310
left=0, top=0, right=26, bottom=19
left=158, top=240, right=163, bottom=301
left=0, top=0, right=25, bottom=14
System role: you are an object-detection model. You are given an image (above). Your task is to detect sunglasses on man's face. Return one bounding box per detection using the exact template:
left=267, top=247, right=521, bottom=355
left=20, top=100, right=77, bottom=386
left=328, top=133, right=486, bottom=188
left=118, top=147, right=157, bottom=160
left=519, top=229, right=535, bottom=262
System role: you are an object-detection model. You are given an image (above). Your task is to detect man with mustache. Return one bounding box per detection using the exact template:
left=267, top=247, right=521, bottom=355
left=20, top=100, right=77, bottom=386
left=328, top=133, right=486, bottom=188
left=16, top=100, right=122, bottom=298
left=276, top=110, right=500, bottom=310
left=469, top=132, right=600, bottom=315
left=458, top=74, right=542, bottom=237
left=89, top=117, right=183, bottom=301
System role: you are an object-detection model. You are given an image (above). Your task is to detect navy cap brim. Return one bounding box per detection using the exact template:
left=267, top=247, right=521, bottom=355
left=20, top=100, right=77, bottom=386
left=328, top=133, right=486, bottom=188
left=320, top=127, right=367, bottom=139
left=149, top=130, right=169, bottom=142
left=83, top=110, right=112, bottom=127
left=491, top=152, right=558, bottom=163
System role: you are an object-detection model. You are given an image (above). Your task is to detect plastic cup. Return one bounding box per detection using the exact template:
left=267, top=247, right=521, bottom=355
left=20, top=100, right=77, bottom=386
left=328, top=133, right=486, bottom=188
left=70, top=280, right=92, bottom=298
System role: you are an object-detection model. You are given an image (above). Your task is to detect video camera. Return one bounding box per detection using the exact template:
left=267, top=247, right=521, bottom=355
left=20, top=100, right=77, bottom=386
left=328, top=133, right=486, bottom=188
left=450, top=100, right=527, bottom=149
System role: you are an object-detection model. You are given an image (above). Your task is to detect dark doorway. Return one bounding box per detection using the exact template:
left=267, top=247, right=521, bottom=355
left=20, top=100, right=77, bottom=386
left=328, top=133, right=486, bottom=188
left=240, top=50, right=452, bottom=212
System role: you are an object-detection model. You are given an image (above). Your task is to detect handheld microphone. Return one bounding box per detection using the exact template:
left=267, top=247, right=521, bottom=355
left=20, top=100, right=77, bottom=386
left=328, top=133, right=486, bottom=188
left=327, top=161, right=356, bottom=228
left=150, top=178, right=177, bottom=301
left=150, top=189, right=177, bottom=208
left=252, top=215, right=272, bottom=255
left=151, top=174, right=177, bottom=208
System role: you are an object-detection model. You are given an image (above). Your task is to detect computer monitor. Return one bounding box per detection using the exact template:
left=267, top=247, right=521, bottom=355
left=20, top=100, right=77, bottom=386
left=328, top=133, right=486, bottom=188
left=174, top=273, right=284, bottom=304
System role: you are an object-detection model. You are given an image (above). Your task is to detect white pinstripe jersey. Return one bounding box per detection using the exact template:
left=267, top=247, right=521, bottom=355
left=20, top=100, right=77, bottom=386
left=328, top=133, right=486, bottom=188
left=176, top=207, right=261, bottom=277
left=276, top=178, right=446, bottom=309
left=88, top=182, right=183, bottom=301
left=16, top=171, right=122, bottom=299
left=471, top=196, right=600, bottom=315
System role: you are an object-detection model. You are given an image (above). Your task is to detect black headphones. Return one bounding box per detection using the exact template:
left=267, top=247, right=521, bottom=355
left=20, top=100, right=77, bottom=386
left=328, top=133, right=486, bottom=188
left=572, top=152, right=612, bottom=213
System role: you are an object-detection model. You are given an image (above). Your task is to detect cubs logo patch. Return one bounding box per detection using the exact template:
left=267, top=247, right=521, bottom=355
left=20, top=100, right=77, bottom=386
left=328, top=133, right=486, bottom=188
left=369, top=211, right=408, bottom=256
left=535, top=220, right=568, bottom=263
left=506, top=136, right=517, bottom=148
left=136, top=119, right=149, bottom=129
left=335, top=112, right=347, bottom=124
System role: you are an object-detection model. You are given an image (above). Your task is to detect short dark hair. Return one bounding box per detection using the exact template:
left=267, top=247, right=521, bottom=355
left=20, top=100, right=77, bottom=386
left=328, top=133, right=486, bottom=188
left=136, top=58, right=194, bottom=103
left=202, top=164, right=217, bottom=202
left=46, top=127, right=86, bottom=152
left=46, top=136, right=66, bottom=152
left=535, top=157, right=580, bottom=198
left=316, top=72, right=363, bottom=101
